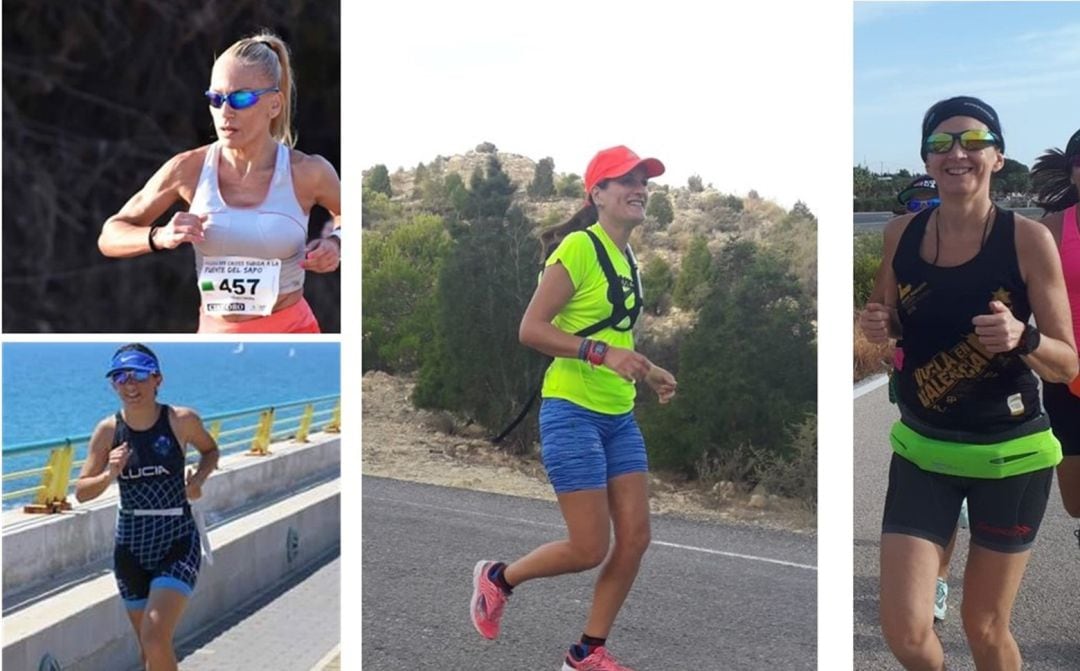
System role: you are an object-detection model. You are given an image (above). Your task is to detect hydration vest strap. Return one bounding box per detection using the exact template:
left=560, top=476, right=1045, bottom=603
left=494, top=229, right=642, bottom=444
left=581, top=229, right=642, bottom=334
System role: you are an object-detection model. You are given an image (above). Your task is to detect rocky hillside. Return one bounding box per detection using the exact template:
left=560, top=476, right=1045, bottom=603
left=370, top=144, right=810, bottom=289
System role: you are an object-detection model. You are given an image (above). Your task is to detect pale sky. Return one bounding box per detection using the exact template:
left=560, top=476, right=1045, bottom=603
left=855, top=2, right=1080, bottom=174
left=359, top=0, right=852, bottom=212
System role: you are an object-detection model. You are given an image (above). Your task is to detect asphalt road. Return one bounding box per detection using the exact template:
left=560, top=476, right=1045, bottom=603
left=362, top=476, right=816, bottom=670
left=854, top=380, right=1080, bottom=670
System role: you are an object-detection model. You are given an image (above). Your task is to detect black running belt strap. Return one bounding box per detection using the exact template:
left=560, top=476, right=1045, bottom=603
left=491, top=231, right=642, bottom=444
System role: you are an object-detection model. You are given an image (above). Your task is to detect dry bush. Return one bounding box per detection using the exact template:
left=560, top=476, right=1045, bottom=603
left=692, top=415, right=817, bottom=513
left=754, top=415, right=816, bottom=512
left=695, top=446, right=759, bottom=498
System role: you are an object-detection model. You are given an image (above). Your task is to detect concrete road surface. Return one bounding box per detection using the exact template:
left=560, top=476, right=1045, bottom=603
left=363, top=476, right=816, bottom=670
left=854, top=380, right=1080, bottom=670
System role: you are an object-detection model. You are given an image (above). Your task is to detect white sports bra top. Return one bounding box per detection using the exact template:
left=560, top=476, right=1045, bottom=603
left=189, top=142, right=308, bottom=295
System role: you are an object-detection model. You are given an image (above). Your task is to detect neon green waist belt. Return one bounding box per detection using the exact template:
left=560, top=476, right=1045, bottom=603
left=889, top=420, right=1061, bottom=479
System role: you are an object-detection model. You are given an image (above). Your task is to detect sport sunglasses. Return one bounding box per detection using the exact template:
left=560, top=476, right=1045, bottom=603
left=906, top=197, right=940, bottom=213
left=924, top=129, right=1000, bottom=155
left=111, top=370, right=154, bottom=384
left=204, top=87, right=279, bottom=110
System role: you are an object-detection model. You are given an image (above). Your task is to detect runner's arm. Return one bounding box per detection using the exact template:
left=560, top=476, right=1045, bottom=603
left=861, top=215, right=910, bottom=340
left=299, top=155, right=341, bottom=270
left=310, top=155, right=341, bottom=236
left=519, top=263, right=652, bottom=381
left=74, top=418, right=120, bottom=503
left=519, top=262, right=580, bottom=358
left=1015, top=217, right=1078, bottom=382
left=174, top=407, right=219, bottom=490
left=98, top=149, right=203, bottom=257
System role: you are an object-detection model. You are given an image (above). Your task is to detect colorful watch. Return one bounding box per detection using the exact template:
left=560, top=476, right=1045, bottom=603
left=586, top=341, right=609, bottom=366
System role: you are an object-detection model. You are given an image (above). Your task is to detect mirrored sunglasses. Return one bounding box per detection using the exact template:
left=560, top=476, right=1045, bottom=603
left=924, top=129, right=999, bottom=155
left=906, top=197, right=940, bottom=213
left=204, top=87, right=279, bottom=110
left=111, top=370, right=153, bottom=384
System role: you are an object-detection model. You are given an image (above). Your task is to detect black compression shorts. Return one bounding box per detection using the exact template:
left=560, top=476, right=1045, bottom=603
left=882, top=452, right=1053, bottom=553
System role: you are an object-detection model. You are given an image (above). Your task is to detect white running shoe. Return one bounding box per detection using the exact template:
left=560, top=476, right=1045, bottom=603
left=934, top=577, right=948, bottom=622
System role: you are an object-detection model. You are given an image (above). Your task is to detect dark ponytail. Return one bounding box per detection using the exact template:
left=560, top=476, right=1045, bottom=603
left=538, top=203, right=598, bottom=262
left=1032, top=149, right=1079, bottom=213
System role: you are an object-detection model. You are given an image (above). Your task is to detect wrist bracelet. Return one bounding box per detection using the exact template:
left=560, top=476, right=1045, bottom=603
left=148, top=226, right=162, bottom=253
left=578, top=339, right=592, bottom=361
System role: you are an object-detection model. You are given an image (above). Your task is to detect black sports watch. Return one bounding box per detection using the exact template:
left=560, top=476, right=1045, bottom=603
left=1016, top=323, right=1041, bottom=355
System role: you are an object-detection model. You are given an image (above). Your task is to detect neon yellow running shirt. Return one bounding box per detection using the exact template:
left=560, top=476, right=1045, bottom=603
left=541, top=223, right=639, bottom=414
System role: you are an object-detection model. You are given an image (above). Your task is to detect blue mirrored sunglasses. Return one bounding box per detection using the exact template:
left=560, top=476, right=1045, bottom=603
left=906, top=197, right=940, bottom=213
left=204, top=87, right=279, bottom=110
left=111, top=370, right=154, bottom=384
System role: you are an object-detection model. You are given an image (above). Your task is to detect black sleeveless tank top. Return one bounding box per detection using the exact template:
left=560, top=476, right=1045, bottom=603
left=112, top=404, right=187, bottom=511
left=892, top=207, right=1041, bottom=436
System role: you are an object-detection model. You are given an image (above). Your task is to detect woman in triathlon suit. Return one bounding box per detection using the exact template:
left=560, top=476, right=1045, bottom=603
left=859, top=97, right=1077, bottom=670
left=75, top=344, right=220, bottom=671
left=1032, top=128, right=1080, bottom=518
left=470, top=146, right=677, bottom=671
left=98, top=33, right=341, bottom=333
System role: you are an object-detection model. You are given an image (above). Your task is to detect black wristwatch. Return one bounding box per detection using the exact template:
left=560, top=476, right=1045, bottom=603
left=1016, top=323, right=1041, bottom=355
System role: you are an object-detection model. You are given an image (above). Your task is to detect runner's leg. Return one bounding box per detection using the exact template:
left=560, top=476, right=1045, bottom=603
left=960, top=546, right=1029, bottom=671
left=504, top=488, right=611, bottom=585
left=879, top=533, right=945, bottom=671
left=140, top=587, right=189, bottom=671
left=126, top=610, right=147, bottom=668
left=582, top=471, right=650, bottom=638
left=1056, top=456, right=1080, bottom=517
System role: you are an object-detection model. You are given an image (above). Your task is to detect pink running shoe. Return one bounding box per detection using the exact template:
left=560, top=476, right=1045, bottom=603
left=561, top=646, right=636, bottom=671
left=470, top=560, right=509, bottom=640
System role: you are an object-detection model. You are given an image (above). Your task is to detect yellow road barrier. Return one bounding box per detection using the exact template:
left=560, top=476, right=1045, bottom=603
left=23, top=443, right=74, bottom=514
left=326, top=401, right=341, bottom=434
left=296, top=404, right=314, bottom=443
left=248, top=409, right=276, bottom=456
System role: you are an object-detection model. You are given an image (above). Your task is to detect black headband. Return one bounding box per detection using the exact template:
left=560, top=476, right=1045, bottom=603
left=921, top=96, right=1004, bottom=160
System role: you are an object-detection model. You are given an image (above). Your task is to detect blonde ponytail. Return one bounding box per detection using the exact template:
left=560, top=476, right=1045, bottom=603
left=220, top=32, right=296, bottom=147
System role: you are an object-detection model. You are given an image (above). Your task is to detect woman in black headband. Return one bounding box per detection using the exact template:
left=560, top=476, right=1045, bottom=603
left=1033, top=129, right=1080, bottom=520
left=859, top=97, right=1077, bottom=670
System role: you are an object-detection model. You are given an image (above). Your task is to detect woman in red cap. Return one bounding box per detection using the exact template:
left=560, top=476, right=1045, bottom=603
left=859, top=98, right=1076, bottom=670
left=469, top=146, right=677, bottom=671
left=1033, top=128, right=1080, bottom=519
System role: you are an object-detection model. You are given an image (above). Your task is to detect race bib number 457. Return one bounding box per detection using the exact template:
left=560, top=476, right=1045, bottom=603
left=199, top=257, right=281, bottom=316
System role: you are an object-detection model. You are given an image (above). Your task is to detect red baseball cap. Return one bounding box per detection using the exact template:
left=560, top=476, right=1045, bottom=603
left=584, top=146, right=665, bottom=199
